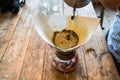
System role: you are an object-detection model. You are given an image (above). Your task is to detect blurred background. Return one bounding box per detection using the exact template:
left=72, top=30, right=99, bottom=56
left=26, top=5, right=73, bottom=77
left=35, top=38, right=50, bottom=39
left=92, top=0, right=118, bottom=37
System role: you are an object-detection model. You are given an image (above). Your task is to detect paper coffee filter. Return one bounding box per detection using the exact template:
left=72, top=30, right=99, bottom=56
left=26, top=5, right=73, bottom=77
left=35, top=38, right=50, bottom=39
left=32, top=15, right=67, bottom=47
left=65, top=16, right=100, bottom=49
left=31, top=15, right=100, bottom=52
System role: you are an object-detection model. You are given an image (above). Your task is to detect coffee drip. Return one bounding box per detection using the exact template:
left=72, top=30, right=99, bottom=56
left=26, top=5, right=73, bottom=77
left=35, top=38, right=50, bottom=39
left=64, top=0, right=91, bottom=20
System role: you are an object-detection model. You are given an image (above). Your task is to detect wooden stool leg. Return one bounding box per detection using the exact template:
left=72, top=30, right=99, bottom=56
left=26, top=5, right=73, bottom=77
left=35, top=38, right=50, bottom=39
left=98, top=4, right=105, bottom=30
left=101, top=5, right=105, bottom=29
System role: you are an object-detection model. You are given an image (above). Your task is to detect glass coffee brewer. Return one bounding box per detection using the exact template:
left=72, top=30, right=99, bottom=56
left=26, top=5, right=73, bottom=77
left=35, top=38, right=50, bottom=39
left=32, top=0, right=100, bottom=73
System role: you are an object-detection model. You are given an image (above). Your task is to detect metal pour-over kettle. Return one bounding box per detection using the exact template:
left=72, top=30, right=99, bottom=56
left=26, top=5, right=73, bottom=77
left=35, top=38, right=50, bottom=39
left=64, top=0, right=91, bottom=19
left=64, top=0, right=91, bottom=8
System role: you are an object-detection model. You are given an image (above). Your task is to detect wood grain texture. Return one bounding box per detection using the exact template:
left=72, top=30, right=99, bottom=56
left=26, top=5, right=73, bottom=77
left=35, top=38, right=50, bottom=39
left=0, top=0, right=33, bottom=79
left=0, top=9, right=23, bottom=61
left=83, top=27, right=120, bottom=79
left=18, top=0, right=47, bottom=79
left=0, top=0, right=119, bottom=80
left=0, top=17, right=32, bottom=80
left=19, top=29, right=46, bottom=80
left=77, top=3, right=120, bottom=80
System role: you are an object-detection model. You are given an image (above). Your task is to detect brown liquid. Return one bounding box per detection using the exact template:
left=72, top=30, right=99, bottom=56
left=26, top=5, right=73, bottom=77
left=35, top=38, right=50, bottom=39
left=53, top=29, right=79, bottom=49
left=53, top=52, right=78, bottom=72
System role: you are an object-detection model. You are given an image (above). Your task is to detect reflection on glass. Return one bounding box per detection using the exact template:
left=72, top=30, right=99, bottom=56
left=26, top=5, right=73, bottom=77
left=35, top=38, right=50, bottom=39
left=38, top=0, right=62, bottom=15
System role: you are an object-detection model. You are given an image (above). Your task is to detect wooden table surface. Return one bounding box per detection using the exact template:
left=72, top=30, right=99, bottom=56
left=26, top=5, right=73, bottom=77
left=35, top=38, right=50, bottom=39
left=0, top=0, right=120, bottom=80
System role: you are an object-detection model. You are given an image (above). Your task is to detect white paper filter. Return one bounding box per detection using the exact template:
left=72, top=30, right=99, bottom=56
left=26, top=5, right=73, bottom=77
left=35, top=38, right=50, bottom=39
left=31, top=15, right=100, bottom=52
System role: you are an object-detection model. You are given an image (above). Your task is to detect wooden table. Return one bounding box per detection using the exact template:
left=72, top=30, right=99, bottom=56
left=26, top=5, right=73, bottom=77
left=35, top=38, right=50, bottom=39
left=0, top=0, right=120, bottom=80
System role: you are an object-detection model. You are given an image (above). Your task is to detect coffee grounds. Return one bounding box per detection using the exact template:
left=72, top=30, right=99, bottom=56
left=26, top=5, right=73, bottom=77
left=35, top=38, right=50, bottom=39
left=53, top=29, right=79, bottom=49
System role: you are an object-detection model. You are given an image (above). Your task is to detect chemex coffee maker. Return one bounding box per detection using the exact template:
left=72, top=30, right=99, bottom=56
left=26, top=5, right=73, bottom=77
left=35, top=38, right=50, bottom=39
left=32, top=0, right=100, bottom=73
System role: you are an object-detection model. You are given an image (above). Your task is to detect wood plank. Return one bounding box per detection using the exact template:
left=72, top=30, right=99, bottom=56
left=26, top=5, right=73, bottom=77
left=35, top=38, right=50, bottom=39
left=97, top=27, right=120, bottom=79
left=18, top=0, right=53, bottom=80
left=19, top=29, right=46, bottom=80
left=83, top=28, right=120, bottom=79
left=0, top=0, right=34, bottom=79
left=0, top=17, right=32, bottom=80
left=77, top=2, right=120, bottom=80
left=0, top=9, right=23, bottom=61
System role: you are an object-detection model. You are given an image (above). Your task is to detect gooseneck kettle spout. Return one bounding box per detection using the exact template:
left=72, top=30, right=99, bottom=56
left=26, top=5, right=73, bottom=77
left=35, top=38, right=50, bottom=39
left=64, top=0, right=91, bottom=19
